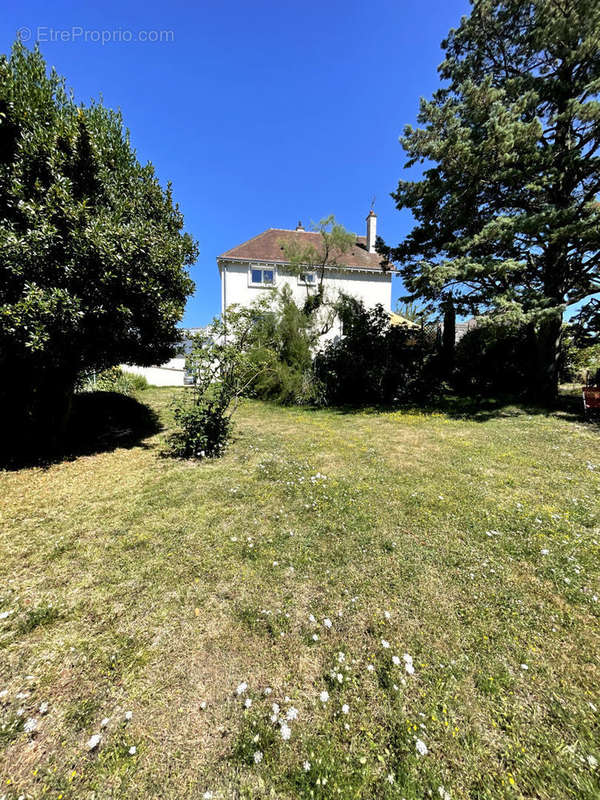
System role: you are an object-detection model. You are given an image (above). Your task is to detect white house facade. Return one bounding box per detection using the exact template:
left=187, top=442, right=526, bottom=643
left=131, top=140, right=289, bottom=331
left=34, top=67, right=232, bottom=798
left=217, top=212, right=394, bottom=342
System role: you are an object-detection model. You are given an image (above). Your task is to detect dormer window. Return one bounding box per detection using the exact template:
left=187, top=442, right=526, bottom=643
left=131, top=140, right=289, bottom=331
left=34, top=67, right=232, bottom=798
left=298, top=271, right=316, bottom=286
left=249, top=266, right=275, bottom=287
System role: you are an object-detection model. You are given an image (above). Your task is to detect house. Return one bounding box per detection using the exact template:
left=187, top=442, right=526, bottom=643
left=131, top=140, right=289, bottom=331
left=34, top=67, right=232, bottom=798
left=217, top=211, right=395, bottom=341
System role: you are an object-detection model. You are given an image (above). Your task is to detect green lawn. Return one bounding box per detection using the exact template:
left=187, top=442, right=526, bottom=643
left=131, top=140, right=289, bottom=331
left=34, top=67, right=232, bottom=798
left=1, top=388, right=599, bottom=799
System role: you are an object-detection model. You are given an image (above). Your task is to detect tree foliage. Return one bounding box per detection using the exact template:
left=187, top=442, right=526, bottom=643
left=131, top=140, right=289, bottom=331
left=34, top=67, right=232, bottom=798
left=281, top=215, right=356, bottom=323
left=0, top=42, right=197, bottom=455
left=248, top=287, right=317, bottom=404
left=383, top=0, right=600, bottom=401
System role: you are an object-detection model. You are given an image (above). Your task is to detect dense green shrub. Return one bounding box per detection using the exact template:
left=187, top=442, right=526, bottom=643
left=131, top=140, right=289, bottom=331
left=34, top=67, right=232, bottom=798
left=561, top=342, right=600, bottom=384
left=80, top=367, right=149, bottom=395
left=313, top=298, right=440, bottom=406
left=453, top=324, right=533, bottom=395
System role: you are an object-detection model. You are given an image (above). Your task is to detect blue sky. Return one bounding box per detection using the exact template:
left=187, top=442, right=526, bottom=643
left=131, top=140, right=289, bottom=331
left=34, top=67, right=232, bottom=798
left=2, top=0, right=474, bottom=326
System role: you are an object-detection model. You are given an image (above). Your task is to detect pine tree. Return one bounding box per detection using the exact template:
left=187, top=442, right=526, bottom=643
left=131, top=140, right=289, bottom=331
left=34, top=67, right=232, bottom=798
left=385, top=0, right=600, bottom=401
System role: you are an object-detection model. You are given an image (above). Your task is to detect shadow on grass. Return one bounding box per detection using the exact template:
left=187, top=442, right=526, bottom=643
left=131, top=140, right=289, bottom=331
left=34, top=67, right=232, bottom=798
left=2, top=391, right=161, bottom=471
left=302, top=390, right=590, bottom=425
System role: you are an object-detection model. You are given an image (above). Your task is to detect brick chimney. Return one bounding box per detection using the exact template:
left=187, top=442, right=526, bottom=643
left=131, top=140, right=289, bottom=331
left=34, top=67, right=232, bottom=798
left=366, top=210, right=377, bottom=253
left=295, top=220, right=305, bottom=231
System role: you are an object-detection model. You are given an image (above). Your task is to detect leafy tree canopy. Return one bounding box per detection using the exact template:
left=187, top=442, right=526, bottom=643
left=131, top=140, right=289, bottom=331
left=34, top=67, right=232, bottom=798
left=0, top=41, right=197, bottom=452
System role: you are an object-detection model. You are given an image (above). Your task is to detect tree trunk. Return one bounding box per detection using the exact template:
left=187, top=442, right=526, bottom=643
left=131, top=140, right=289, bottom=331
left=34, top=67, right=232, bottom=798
left=530, top=311, right=563, bottom=404
left=441, top=295, right=456, bottom=378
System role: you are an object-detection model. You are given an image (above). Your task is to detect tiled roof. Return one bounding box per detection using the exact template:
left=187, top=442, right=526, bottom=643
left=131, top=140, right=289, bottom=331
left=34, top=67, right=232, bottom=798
left=218, top=228, right=389, bottom=271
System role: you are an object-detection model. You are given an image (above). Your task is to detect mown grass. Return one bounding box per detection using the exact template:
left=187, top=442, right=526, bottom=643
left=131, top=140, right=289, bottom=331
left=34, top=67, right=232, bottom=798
left=0, top=387, right=599, bottom=799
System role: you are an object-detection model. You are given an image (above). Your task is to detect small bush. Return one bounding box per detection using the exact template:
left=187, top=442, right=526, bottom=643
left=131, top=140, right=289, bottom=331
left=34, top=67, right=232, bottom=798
left=166, top=394, right=231, bottom=459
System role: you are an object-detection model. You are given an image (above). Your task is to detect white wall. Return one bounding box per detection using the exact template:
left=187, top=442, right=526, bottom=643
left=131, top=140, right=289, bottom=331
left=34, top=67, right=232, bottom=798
left=220, top=261, right=392, bottom=341
left=121, top=357, right=186, bottom=387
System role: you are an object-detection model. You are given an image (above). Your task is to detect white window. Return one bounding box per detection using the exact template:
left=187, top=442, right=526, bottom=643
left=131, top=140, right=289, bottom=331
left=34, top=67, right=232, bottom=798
left=249, top=266, right=275, bottom=287
left=298, top=271, right=317, bottom=286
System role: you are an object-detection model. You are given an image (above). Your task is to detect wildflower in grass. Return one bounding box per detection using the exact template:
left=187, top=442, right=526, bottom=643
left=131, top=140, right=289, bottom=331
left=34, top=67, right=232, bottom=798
left=236, top=682, right=248, bottom=695
left=341, top=704, right=349, bottom=714
left=199, top=701, right=207, bottom=710
left=244, top=698, right=252, bottom=709
left=381, top=639, right=390, bottom=649
left=303, top=760, right=311, bottom=771
left=39, top=702, right=49, bottom=715
left=272, top=703, right=280, bottom=715
left=129, top=746, right=137, bottom=755
left=254, top=750, right=263, bottom=764
left=280, top=722, right=292, bottom=740
left=203, top=793, right=213, bottom=799
left=587, top=755, right=598, bottom=768
left=23, top=718, right=37, bottom=734
left=367, top=664, right=374, bottom=673
left=541, top=549, right=549, bottom=555
left=323, top=618, right=332, bottom=629
left=125, top=710, right=133, bottom=721
left=387, top=773, right=395, bottom=784
left=392, top=655, right=400, bottom=666
left=309, top=614, right=316, bottom=623
left=264, top=687, right=272, bottom=696
left=337, top=652, right=345, bottom=663
left=312, top=634, right=319, bottom=641
left=403, top=653, right=415, bottom=674
left=384, top=610, right=391, bottom=620
left=100, top=717, right=110, bottom=727
left=415, top=738, right=428, bottom=756
left=286, top=707, right=298, bottom=721
left=320, top=691, right=329, bottom=703
left=87, top=734, right=102, bottom=750
left=520, top=664, right=528, bottom=671
left=438, top=787, right=451, bottom=800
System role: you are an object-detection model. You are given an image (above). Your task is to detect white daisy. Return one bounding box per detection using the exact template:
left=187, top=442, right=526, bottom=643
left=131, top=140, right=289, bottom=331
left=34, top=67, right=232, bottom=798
left=23, top=718, right=37, bottom=734
left=415, top=738, right=428, bottom=756
left=323, top=618, right=332, bottom=629
left=87, top=733, right=102, bottom=750
left=381, top=639, right=390, bottom=649
left=286, top=707, right=299, bottom=721
left=236, top=682, right=248, bottom=695
left=341, top=704, right=349, bottom=714
left=320, top=690, right=329, bottom=703
left=253, top=750, right=263, bottom=764
left=303, top=760, right=311, bottom=771
left=280, top=722, right=292, bottom=740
